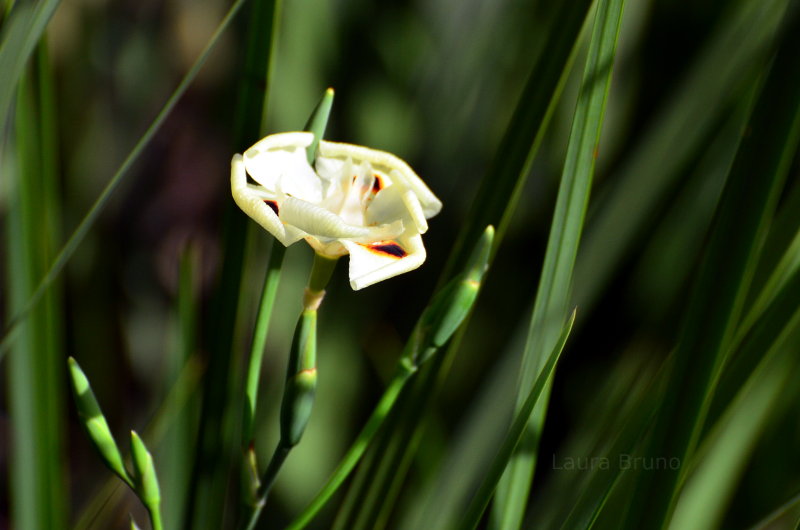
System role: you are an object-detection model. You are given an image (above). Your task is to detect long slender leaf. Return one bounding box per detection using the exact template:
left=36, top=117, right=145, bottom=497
left=0, top=0, right=61, bottom=131
left=748, top=491, right=800, bottom=530
left=186, top=0, right=282, bottom=527
left=494, top=0, right=626, bottom=526
left=0, top=0, right=249, bottom=363
left=160, top=247, right=200, bottom=530
left=670, top=326, right=799, bottom=530
left=573, top=0, right=792, bottom=314
left=626, top=8, right=800, bottom=526
left=459, top=310, right=576, bottom=530
left=6, top=42, right=66, bottom=530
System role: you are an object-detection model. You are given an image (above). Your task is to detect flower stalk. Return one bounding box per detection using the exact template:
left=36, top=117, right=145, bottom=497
left=243, top=253, right=337, bottom=530
left=288, top=226, right=494, bottom=529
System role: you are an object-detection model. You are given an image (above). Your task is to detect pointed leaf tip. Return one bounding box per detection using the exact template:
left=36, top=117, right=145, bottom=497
left=304, top=88, right=336, bottom=165
left=130, top=431, right=161, bottom=506
left=67, top=357, right=132, bottom=486
left=466, top=225, right=494, bottom=283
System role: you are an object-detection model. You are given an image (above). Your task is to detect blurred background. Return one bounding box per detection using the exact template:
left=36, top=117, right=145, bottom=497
left=1, top=0, right=799, bottom=528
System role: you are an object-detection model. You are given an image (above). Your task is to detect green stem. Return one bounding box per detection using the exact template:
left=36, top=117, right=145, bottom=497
left=242, top=253, right=337, bottom=529
left=148, top=505, right=164, bottom=530
left=243, top=242, right=286, bottom=444
left=289, top=367, right=415, bottom=529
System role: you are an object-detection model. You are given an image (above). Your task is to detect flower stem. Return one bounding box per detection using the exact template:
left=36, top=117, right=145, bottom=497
left=288, top=365, right=414, bottom=529
left=148, top=505, right=164, bottom=530
left=241, top=253, right=337, bottom=529
left=243, top=242, right=286, bottom=445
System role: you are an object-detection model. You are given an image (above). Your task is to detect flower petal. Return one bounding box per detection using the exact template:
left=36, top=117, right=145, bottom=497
left=365, top=183, right=428, bottom=233
left=243, top=132, right=323, bottom=203
left=231, top=154, right=306, bottom=246
left=341, top=234, right=426, bottom=290
left=318, top=140, right=442, bottom=218
left=279, top=196, right=403, bottom=244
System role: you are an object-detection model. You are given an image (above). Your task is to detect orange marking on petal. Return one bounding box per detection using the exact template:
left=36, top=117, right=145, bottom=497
left=372, top=174, right=383, bottom=192
left=263, top=200, right=279, bottom=215
left=366, top=241, right=407, bottom=258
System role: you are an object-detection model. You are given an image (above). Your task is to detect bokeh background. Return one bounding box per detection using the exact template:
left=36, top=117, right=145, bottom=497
left=2, top=0, right=799, bottom=528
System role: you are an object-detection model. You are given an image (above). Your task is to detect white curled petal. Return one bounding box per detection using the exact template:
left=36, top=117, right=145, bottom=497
left=341, top=234, right=426, bottom=290
left=243, top=132, right=323, bottom=203
left=401, top=188, right=428, bottom=233
left=244, top=131, right=314, bottom=154
left=318, top=140, right=442, bottom=218
left=365, top=184, right=426, bottom=232
left=231, top=154, right=306, bottom=246
left=280, top=196, right=403, bottom=243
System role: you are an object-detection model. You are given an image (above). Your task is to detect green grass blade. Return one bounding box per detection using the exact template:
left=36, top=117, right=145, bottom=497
left=573, top=0, right=791, bottom=313
left=0, top=0, right=248, bottom=364
left=625, top=9, right=800, bottom=527
left=747, top=492, right=800, bottom=530
left=242, top=242, right=285, bottom=444
left=556, top=360, right=671, bottom=529
left=5, top=43, right=67, bottom=530
left=494, top=0, right=626, bottom=526
left=439, top=0, right=593, bottom=280
left=669, top=326, right=799, bottom=530
left=459, top=311, right=576, bottom=530
left=160, top=246, right=200, bottom=530
left=707, top=266, right=800, bottom=431
left=736, top=179, right=800, bottom=342
left=0, top=0, right=61, bottom=130
left=176, top=0, right=282, bottom=526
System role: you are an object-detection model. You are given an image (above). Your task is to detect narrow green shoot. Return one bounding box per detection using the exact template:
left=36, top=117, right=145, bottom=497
left=130, top=431, right=164, bottom=530
left=495, top=0, right=626, bottom=526
left=243, top=252, right=337, bottom=530
left=459, top=310, right=576, bottom=530
left=6, top=41, right=66, bottom=530
left=68, top=357, right=133, bottom=488
left=305, top=87, right=335, bottom=164
left=670, top=336, right=798, bottom=530
left=187, top=0, right=282, bottom=526
left=0, top=0, right=61, bottom=128
left=241, top=87, right=335, bottom=500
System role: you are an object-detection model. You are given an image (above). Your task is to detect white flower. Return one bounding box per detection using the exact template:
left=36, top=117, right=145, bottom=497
left=231, top=132, right=442, bottom=290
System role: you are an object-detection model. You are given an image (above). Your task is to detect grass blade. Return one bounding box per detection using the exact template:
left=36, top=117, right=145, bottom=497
left=493, top=0, right=626, bottom=526
left=625, top=8, right=800, bottom=526
left=459, top=310, right=576, bottom=530
left=0, top=0, right=61, bottom=131
left=574, top=0, right=792, bottom=314
left=0, top=0, right=249, bottom=363
left=186, top=0, right=283, bottom=525
left=5, top=42, right=67, bottom=530
left=670, top=328, right=799, bottom=530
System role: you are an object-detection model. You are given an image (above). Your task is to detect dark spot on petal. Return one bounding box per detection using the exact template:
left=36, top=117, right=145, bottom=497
left=263, top=200, right=279, bottom=215
left=352, top=175, right=357, bottom=183
left=368, top=241, right=407, bottom=258
left=372, top=174, right=383, bottom=192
